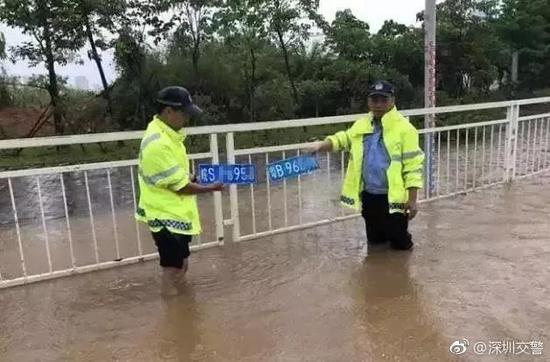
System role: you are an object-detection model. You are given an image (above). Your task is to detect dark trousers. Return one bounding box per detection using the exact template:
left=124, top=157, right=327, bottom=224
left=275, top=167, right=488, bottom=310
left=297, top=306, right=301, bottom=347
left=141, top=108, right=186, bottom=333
left=361, top=192, right=413, bottom=250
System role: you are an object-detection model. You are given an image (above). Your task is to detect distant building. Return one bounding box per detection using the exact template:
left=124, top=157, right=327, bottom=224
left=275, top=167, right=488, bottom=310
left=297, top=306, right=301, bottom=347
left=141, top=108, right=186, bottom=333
left=75, top=76, right=89, bottom=90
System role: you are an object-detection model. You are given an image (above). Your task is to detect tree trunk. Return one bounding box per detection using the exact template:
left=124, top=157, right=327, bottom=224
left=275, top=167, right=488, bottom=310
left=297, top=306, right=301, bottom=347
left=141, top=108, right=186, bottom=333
left=276, top=28, right=299, bottom=112
left=192, top=45, right=200, bottom=78
left=85, top=19, right=113, bottom=118
left=44, top=29, right=63, bottom=135
left=192, top=38, right=201, bottom=88
left=249, top=47, right=257, bottom=122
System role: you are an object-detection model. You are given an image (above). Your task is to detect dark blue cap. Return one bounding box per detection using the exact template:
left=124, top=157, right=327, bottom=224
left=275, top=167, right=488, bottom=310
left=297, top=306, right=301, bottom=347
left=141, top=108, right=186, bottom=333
left=368, top=80, right=395, bottom=97
left=157, top=86, right=203, bottom=117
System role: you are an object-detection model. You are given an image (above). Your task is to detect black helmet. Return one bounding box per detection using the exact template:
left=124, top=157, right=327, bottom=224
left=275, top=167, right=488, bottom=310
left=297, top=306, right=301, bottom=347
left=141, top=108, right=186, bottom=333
left=156, top=86, right=203, bottom=118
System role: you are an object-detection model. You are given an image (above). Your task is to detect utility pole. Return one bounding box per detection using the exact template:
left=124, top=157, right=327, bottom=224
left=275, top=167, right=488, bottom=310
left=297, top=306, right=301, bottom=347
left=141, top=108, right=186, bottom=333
left=424, top=0, right=437, bottom=197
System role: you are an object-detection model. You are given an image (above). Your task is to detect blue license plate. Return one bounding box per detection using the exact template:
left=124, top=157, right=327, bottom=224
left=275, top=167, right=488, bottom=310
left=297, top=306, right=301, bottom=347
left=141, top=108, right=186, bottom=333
left=267, top=155, right=319, bottom=182
left=198, top=164, right=256, bottom=184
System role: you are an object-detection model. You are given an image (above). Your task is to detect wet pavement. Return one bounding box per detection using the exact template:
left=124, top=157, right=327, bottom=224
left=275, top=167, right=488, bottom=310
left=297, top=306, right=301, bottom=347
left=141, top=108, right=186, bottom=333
left=1, top=173, right=550, bottom=361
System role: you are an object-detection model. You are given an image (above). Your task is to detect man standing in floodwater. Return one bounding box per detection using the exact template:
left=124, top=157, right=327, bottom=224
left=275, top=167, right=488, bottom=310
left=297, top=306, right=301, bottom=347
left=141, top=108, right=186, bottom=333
left=310, top=80, right=424, bottom=250
left=136, top=86, right=223, bottom=277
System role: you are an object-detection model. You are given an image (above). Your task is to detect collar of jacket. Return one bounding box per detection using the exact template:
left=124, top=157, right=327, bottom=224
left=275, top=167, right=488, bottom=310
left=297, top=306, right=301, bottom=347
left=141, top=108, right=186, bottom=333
left=153, top=115, right=187, bottom=143
left=349, top=106, right=401, bottom=136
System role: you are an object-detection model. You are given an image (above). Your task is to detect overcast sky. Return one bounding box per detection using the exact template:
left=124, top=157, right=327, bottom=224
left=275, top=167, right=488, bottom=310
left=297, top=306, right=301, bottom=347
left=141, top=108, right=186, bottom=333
left=0, top=0, right=432, bottom=89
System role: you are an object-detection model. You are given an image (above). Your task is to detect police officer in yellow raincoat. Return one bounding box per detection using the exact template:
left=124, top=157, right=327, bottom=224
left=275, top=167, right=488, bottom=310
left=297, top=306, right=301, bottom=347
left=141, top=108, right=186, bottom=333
left=311, top=81, right=424, bottom=250
left=136, top=86, right=223, bottom=274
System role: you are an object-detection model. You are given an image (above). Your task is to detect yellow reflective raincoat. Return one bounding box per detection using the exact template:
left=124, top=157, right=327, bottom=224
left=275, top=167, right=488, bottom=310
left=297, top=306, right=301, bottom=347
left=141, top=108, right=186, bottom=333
left=326, top=107, right=424, bottom=213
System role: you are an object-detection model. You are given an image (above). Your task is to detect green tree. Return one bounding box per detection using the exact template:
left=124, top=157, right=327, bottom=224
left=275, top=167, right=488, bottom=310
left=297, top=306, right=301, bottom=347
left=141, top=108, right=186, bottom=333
left=112, top=26, right=158, bottom=129
left=416, top=0, right=507, bottom=98
left=371, top=21, right=424, bottom=88
left=266, top=0, right=320, bottom=111
left=74, top=0, right=127, bottom=117
left=325, top=9, right=371, bottom=61
left=142, top=0, right=218, bottom=84
left=0, top=32, right=12, bottom=109
left=0, top=0, right=86, bottom=134
left=215, top=0, right=270, bottom=121
left=496, top=0, right=550, bottom=90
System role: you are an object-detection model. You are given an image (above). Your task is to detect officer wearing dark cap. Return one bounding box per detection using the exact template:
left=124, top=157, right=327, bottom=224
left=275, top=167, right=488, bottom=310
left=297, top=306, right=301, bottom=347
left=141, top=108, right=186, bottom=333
left=136, top=86, right=223, bottom=278
left=310, top=80, right=424, bottom=250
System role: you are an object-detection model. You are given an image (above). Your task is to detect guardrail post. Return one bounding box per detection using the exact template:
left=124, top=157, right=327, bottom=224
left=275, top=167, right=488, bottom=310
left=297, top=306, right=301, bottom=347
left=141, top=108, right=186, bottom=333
left=210, top=134, right=225, bottom=244
left=226, top=132, right=241, bottom=242
left=504, top=103, right=520, bottom=182
left=424, top=115, right=437, bottom=199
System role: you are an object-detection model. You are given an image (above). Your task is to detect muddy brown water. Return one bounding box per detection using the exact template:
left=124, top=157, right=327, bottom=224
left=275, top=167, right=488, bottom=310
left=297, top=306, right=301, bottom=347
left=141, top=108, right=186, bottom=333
left=1, top=172, right=549, bottom=361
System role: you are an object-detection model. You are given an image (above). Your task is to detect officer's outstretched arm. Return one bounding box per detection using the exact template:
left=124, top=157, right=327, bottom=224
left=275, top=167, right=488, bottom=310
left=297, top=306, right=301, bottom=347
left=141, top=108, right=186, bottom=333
left=178, top=182, right=224, bottom=195
left=325, top=129, right=352, bottom=152
left=310, top=129, right=352, bottom=154
left=310, top=139, right=333, bottom=153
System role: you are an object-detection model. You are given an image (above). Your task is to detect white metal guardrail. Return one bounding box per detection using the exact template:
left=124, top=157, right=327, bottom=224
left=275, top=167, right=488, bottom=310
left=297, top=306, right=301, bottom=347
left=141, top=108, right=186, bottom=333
left=1, top=97, right=550, bottom=288
left=0, top=135, right=224, bottom=289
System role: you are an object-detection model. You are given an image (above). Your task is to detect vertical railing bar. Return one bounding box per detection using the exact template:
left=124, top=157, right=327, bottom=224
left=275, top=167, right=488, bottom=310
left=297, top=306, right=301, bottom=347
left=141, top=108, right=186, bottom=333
left=192, top=159, right=202, bottom=245
left=191, top=159, right=202, bottom=245
left=464, top=128, right=469, bottom=190
left=526, top=120, right=531, bottom=175
left=532, top=118, right=539, bottom=172
left=129, top=166, right=143, bottom=256
left=537, top=118, right=544, bottom=171
left=539, top=118, right=546, bottom=170
left=8, top=178, right=27, bottom=278
left=472, top=127, right=478, bottom=188
left=489, top=125, right=494, bottom=183
left=107, top=169, right=121, bottom=260
left=327, top=151, right=331, bottom=216
left=210, top=134, right=224, bottom=244
left=540, top=117, right=545, bottom=170
left=512, top=105, right=520, bottom=180
left=528, top=119, right=537, bottom=173
left=282, top=150, right=288, bottom=227
left=481, top=126, right=486, bottom=186
left=436, top=131, right=441, bottom=196
left=544, top=117, right=550, bottom=169
left=340, top=151, right=345, bottom=216
left=543, top=118, right=549, bottom=169
left=297, top=149, right=303, bottom=225
left=446, top=130, right=451, bottom=195
left=521, top=119, right=526, bottom=175
left=498, top=123, right=503, bottom=179
left=226, top=132, right=241, bottom=242
left=59, top=174, right=77, bottom=269
left=36, top=177, right=53, bottom=274
left=84, top=171, right=100, bottom=263
left=248, top=154, right=257, bottom=235
left=455, top=129, right=460, bottom=192
left=531, top=119, right=536, bottom=174
left=266, top=153, right=273, bottom=230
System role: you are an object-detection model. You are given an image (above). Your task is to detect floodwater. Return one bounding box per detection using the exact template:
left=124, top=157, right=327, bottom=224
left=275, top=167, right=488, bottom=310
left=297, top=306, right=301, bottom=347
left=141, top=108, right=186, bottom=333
left=2, top=122, right=548, bottom=280
left=1, top=173, right=550, bottom=361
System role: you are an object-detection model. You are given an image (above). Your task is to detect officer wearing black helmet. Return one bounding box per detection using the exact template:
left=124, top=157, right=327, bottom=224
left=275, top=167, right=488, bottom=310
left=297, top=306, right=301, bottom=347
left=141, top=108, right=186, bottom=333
left=136, top=86, right=224, bottom=279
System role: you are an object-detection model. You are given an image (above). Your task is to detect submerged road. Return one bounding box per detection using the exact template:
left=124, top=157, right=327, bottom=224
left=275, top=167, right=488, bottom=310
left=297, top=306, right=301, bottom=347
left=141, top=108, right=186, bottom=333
left=1, top=174, right=550, bottom=361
